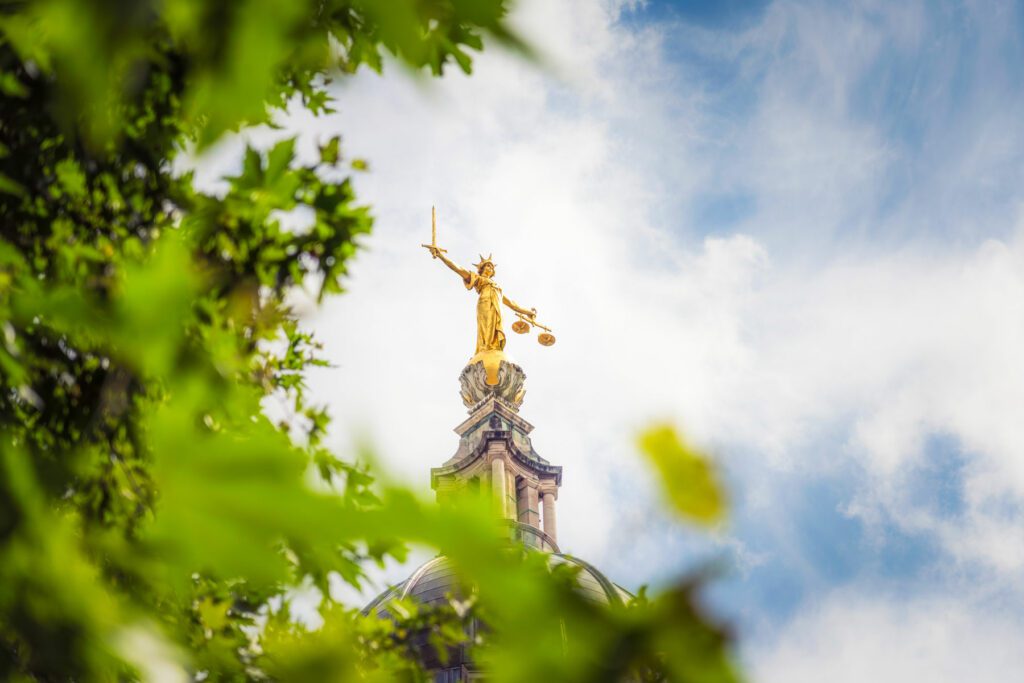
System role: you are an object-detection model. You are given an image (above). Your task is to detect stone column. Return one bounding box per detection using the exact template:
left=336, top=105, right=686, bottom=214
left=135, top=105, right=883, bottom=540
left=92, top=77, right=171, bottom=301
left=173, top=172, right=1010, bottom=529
left=491, top=458, right=508, bottom=519
left=516, top=480, right=529, bottom=524
left=524, top=485, right=540, bottom=529
left=541, top=490, right=557, bottom=544
left=505, top=469, right=516, bottom=521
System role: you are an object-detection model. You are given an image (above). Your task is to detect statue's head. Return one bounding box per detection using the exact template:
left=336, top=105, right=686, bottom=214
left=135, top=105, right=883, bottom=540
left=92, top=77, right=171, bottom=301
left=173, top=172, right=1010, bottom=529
left=474, top=254, right=496, bottom=277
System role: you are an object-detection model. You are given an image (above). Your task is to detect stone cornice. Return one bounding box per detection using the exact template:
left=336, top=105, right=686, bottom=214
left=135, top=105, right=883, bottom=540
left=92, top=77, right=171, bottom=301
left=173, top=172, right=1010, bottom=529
left=431, top=428, right=562, bottom=488
left=453, top=396, right=534, bottom=436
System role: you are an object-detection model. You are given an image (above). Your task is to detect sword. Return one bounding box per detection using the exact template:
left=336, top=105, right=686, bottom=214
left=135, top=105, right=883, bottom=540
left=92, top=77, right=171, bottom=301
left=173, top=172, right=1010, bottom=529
left=421, top=205, right=448, bottom=256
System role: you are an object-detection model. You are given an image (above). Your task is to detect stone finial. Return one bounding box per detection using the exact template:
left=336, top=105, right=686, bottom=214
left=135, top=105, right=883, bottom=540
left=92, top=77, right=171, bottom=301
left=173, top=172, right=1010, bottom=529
left=459, top=358, right=526, bottom=411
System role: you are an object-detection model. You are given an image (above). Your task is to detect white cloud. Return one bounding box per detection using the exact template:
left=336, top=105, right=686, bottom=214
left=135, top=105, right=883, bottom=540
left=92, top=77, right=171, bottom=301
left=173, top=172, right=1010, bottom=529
left=746, top=230, right=1024, bottom=576
left=753, top=590, right=1024, bottom=683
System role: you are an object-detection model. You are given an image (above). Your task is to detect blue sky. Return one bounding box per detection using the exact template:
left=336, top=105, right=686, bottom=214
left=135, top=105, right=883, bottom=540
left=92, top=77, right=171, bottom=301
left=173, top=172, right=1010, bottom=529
left=196, top=0, right=1024, bottom=679
left=618, top=0, right=1024, bottom=249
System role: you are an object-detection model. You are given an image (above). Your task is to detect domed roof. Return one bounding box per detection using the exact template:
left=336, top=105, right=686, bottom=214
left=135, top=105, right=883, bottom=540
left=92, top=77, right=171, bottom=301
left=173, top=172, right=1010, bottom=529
left=548, top=554, right=634, bottom=607
left=363, top=552, right=632, bottom=617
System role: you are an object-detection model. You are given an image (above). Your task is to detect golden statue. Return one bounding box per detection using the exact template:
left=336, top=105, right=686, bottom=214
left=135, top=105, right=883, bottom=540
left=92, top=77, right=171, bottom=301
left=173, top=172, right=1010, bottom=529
left=423, top=207, right=554, bottom=384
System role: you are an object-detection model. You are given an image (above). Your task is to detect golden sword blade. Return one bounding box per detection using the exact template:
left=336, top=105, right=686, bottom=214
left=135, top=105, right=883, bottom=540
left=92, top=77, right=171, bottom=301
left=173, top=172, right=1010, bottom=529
left=421, top=205, right=448, bottom=255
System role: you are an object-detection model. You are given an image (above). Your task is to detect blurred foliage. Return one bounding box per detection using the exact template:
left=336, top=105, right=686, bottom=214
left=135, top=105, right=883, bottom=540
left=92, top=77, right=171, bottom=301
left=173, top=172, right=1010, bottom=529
left=0, top=0, right=527, bottom=148
left=0, top=1, right=742, bottom=681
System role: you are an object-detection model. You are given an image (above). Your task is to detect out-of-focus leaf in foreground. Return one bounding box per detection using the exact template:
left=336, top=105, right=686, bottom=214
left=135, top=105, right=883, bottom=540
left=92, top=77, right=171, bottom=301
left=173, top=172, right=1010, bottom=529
left=0, top=0, right=529, bottom=148
left=638, top=424, right=727, bottom=525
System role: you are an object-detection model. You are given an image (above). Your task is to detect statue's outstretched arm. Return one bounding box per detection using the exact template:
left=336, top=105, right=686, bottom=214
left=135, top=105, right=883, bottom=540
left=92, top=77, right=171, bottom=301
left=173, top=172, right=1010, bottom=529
left=502, top=294, right=536, bottom=319
left=429, top=247, right=471, bottom=281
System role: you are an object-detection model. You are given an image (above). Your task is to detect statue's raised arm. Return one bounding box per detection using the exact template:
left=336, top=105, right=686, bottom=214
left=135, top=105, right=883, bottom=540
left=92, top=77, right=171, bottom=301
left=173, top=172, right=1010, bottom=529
left=427, top=245, right=472, bottom=281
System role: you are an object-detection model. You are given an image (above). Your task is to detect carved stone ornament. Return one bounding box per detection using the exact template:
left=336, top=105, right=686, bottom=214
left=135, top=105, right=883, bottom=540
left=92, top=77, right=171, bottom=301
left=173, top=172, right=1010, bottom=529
left=459, top=359, right=526, bottom=411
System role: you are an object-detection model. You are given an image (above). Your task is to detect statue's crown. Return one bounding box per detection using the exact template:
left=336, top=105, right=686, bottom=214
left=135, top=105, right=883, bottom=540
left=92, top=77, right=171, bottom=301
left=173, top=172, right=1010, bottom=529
left=473, top=254, right=495, bottom=273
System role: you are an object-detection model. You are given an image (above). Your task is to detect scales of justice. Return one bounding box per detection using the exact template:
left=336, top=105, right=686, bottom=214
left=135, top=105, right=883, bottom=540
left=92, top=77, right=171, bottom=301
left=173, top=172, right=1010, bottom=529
left=423, top=207, right=555, bottom=406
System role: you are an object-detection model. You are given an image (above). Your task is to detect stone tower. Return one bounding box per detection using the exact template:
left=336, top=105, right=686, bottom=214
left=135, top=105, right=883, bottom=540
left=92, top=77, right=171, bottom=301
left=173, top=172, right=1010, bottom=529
left=431, top=356, right=561, bottom=550
left=364, top=352, right=629, bottom=682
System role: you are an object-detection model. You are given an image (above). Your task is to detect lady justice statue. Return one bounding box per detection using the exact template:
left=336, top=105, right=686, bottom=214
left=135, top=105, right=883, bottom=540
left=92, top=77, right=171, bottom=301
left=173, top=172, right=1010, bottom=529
left=423, top=207, right=554, bottom=395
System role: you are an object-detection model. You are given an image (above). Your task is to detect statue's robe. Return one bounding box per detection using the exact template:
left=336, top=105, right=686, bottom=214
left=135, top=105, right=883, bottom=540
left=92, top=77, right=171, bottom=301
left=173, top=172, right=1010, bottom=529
left=464, top=271, right=506, bottom=353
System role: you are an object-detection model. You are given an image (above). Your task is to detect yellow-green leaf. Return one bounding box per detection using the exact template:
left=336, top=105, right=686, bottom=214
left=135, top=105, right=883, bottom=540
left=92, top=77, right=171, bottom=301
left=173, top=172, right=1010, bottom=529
left=638, top=424, right=727, bottom=524
left=197, top=597, right=230, bottom=634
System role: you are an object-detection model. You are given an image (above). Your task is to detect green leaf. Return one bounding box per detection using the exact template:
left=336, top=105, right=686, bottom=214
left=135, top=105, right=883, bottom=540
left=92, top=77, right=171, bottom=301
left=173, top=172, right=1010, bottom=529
left=265, top=137, right=296, bottom=185
left=0, top=173, right=25, bottom=197
left=318, top=136, right=340, bottom=165
left=0, top=71, right=28, bottom=97
left=637, top=424, right=727, bottom=525
left=54, top=158, right=87, bottom=197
